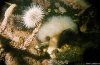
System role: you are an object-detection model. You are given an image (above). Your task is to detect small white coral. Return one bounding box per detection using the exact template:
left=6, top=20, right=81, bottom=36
left=58, top=7, right=66, bottom=14
left=23, top=4, right=44, bottom=28
left=37, top=16, right=78, bottom=42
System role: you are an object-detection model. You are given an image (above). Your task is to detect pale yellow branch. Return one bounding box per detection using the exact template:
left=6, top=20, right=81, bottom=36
left=20, top=22, right=42, bottom=50
left=4, top=4, right=16, bottom=17
left=0, top=17, right=8, bottom=33
left=0, top=3, right=16, bottom=33
left=0, top=3, right=19, bottom=42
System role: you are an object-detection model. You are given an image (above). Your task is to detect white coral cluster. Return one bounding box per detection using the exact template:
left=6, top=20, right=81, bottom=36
left=23, top=4, right=44, bottom=28
left=37, top=16, right=78, bottom=42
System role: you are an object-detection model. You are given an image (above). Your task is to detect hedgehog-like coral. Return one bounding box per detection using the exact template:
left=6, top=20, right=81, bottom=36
left=23, top=4, right=44, bottom=28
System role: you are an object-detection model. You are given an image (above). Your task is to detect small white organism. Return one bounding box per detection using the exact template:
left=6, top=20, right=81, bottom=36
left=23, top=4, right=44, bottom=28
left=37, top=16, right=78, bottom=58
left=58, top=6, right=66, bottom=14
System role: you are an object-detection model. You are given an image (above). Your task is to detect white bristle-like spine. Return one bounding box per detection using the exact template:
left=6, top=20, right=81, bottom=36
left=37, top=16, right=78, bottom=42
left=23, top=4, right=44, bottom=28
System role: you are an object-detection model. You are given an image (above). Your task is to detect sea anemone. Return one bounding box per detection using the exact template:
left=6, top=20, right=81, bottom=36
left=23, top=4, right=44, bottom=28
left=37, top=16, right=78, bottom=42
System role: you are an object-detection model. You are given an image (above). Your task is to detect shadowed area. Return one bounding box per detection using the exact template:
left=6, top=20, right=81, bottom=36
left=0, top=35, right=50, bottom=65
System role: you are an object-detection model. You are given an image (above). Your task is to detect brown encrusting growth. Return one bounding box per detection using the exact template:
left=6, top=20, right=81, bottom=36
left=0, top=2, right=45, bottom=65
left=61, top=0, right=90, bottom=16
left=32, top=0, right=50, bottom=9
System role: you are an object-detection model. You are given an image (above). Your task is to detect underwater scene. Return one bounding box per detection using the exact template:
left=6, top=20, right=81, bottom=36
left=0, top=0, right=100, bottom=65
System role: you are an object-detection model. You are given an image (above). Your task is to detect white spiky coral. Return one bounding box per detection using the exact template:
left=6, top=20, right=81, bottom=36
left=23, top=4, right=44, bottom=28
left=37, top=16, right=78, bottom=42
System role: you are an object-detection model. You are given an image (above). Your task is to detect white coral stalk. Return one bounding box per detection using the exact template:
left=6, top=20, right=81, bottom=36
left=23, top=4, right=44, bottom=28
